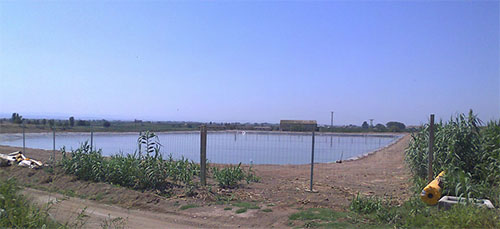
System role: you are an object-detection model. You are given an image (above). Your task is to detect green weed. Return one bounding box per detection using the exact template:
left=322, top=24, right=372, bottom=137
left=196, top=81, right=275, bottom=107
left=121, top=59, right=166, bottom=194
left=289, top=208, right=347, bottom=221
left=289, top=208, right=353, bottom=228
left=235, top=208, right=247, bottom=214
left=100, top=214, right=127, bottom=229
left=60, top=132, right=200, bottom=194
left=0, top=178, right=60, bottom=228
left=179, top=204, right=199, bottom=210
left=348, top=193, right=500, bottom=228
left=349, top=193, right=383, bottom=214
left=211, top=163, right=260, bottom=188
left=232, top=201, right=260, bottom=209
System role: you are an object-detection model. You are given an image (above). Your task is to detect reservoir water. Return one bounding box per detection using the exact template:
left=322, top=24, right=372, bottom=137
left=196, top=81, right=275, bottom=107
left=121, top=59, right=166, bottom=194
left=0, top=131, right=401, bottom=165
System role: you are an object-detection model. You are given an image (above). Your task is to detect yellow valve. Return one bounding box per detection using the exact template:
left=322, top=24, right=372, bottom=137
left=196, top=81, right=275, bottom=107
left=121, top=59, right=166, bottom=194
left=421, top=171, right=445, bottom=205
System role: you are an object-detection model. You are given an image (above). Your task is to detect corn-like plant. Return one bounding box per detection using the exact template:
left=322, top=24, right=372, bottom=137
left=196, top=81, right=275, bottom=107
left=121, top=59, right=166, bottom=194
left=60, top=133, right=200, bottom=194
left=405, top=110, right=500, bottom=206
left=61, top=142, right=106, bottom=182
left=137, top=131, right=162, bottom=158
left=60, top=131, right=260, bottom=194
left=211, top=163, right=260, bottom=188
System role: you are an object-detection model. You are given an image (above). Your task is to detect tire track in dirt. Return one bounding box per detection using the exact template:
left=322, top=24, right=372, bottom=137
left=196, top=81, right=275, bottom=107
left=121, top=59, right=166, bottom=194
left=23, top=188, right=239, bottom=228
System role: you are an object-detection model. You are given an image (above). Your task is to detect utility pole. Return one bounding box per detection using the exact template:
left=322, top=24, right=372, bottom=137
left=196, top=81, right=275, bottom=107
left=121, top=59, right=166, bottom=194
left=330, top=111, right=334, bottom=128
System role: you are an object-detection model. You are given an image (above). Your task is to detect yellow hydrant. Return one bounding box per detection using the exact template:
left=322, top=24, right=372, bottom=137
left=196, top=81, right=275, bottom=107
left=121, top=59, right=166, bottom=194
left=421, top=171, right=445, bottom=205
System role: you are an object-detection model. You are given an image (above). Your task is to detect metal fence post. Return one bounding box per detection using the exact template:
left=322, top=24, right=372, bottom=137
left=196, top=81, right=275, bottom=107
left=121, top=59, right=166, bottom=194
left=309, top=130, right=315, bottom=192
left=90, top=128, right=94, bottom=151
left=22, top=123, right=25, bottom=153
left=428, top=114, right=435, bottom=182
left=138, top=131, right=142, bottom=156
left=52, top=127, right=56, bottom=166
left=200, top=125, right=207, bottom=186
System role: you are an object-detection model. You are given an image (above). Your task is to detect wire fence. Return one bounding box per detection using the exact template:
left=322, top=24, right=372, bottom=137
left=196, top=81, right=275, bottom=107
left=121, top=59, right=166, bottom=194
left=0, top=129, right=401, bottom=165
left=0, top=127, right=402, bottom=189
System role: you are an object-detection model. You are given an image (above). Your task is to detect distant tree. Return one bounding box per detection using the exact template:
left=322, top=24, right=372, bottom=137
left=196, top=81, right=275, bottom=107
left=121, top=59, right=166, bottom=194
left=374, top=123, right=386, bottom=132
left=11, top=113, right=23, bottom=124
left=48, top=119, right=55, bottom=127
left=41, top=119, right=47, bottom=125
left=361, top=121, right=369, bottom=129
left=69, top=117, right=75, bottom=127
left=386, top=121, right=406, bottom=132
left=77, top=120, right=87, bottom=126
left=103, top=120, right=111, bottom=128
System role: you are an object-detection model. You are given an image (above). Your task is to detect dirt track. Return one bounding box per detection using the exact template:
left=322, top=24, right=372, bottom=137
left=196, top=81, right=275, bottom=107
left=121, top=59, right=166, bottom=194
left=22, top=188, right=240, bottom=228
left=0, top=134, right=411, bottom=228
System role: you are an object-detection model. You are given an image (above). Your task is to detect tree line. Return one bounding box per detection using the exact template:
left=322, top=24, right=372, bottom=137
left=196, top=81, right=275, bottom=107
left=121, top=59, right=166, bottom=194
left=4, top=113, right=111, bottom=128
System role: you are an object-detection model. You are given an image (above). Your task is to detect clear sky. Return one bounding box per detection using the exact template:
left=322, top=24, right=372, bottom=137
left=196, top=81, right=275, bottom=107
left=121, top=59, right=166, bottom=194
left=0, top=1, right=499, bottom=126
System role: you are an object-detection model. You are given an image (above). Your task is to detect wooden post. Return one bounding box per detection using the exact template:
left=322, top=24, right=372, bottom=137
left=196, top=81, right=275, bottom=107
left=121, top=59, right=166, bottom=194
left=428, top=114, right=435, bottom=182
left=309, top=130, right=315, bottom=192
left=200, top=125, right=207, bottom=186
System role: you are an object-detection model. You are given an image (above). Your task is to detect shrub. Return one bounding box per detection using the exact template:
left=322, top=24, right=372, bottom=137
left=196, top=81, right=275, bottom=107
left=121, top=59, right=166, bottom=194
left=211, top=163, right=245, bottom=189
left=60, top=142, right=199, bottom=194
left=211, top=163, right=260, bottom=189
left=60, top=131, right=257, bottom=195
left=0, top=179, right=59, bottom=228
left=349, top=193, right=383, bottom=214
left=60, top=143, right=106, bottom=182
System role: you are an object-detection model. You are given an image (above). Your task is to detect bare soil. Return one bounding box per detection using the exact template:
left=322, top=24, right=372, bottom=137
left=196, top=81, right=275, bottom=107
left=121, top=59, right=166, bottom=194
left=0, top=134, right=411, bottom=228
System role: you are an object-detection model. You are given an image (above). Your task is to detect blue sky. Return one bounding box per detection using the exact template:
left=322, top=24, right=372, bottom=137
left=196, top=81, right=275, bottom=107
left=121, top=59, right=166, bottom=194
left=0, top=1, right=499, bottom=126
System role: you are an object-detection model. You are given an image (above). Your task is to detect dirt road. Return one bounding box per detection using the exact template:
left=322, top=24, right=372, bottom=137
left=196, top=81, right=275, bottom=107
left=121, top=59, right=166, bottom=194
left=23, top=188, right=239, bottom=228
left=1, top=134, right=412, bottom=228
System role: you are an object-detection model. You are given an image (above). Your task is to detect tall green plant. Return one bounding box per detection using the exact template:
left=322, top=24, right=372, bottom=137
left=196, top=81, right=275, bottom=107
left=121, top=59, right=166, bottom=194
left=0, top=179, right=58, bottom=228
left=405, top=110, right=500, bottom=205
left=211, top=163, right=260, bottom=188
left=60, top=137, right=198, bottom=194
left=137, top=131, right=162, bottom=158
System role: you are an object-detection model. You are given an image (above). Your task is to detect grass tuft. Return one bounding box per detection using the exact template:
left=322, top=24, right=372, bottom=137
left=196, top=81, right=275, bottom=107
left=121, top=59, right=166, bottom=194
left=179, top=204, right=199, bottom=210
left=232, top=201, right=260, bottom=209
left=235, top=208, right=247, bottom=214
